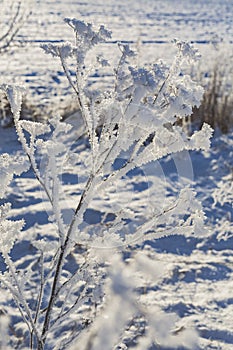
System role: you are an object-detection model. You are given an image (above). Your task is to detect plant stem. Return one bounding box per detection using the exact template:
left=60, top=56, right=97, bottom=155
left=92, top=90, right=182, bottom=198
left=39, top=172, right=94, bottom=346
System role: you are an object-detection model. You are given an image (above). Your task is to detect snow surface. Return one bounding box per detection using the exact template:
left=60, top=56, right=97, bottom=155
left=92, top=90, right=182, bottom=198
left=1, top=0, right=233, bottom=108
left=0, top=0, right=233, bottom=349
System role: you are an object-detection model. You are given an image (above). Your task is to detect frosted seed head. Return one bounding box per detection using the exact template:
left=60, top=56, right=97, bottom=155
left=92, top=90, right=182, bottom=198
left=64, top=18, right=111, bottom=45
left=173, top=39, right=201, bottom=62
left=118, top=43, right=136, bottom=58
left=0, top=84, right=26, bottom=116
left=41, top=41, right=76, bottom=59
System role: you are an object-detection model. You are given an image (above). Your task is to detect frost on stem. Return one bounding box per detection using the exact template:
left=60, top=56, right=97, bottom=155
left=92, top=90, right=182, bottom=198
left=41, top=20, right=112, bottom=149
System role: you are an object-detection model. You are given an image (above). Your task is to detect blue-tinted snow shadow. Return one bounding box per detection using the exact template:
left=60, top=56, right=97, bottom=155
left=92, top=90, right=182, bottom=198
left=149, top=344, right=200, bottom=350
left=199, top=328, right=233, bottom=345
left=162, top=263, right=231, bottom=286
left=199, top=233, right=233, bottom=252
left=144, top=235, right=200, bottom=256
left=164, top=302, right=194, bottom=318
left=12, top=211, right=49, bottom=230
left=83, top=208, right=116, bottom=225
left=0, top=239, right=37, bottom=272
left=61, top=172, right=79, bottom=185
left=2, top=193, right=41, bottom=209
left=196, top=263, right=231, bottom=281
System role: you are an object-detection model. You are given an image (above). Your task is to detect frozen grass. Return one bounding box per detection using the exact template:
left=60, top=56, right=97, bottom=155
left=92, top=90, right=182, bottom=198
left=192, top=53, right=233, bottom=134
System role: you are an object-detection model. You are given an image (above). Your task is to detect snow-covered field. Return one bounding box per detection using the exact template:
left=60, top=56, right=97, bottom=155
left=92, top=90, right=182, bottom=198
left=0, top=0, right=233, bottom=349
left=1, top=0, right=233, bottom=107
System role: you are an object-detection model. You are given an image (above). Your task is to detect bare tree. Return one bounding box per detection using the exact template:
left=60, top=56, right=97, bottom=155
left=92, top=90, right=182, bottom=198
left=0, top=0, right=31, bottom=53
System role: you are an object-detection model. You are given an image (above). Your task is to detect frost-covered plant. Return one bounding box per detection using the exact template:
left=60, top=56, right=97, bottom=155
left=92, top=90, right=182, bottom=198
left=0, top=19, right=213, bottom=349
